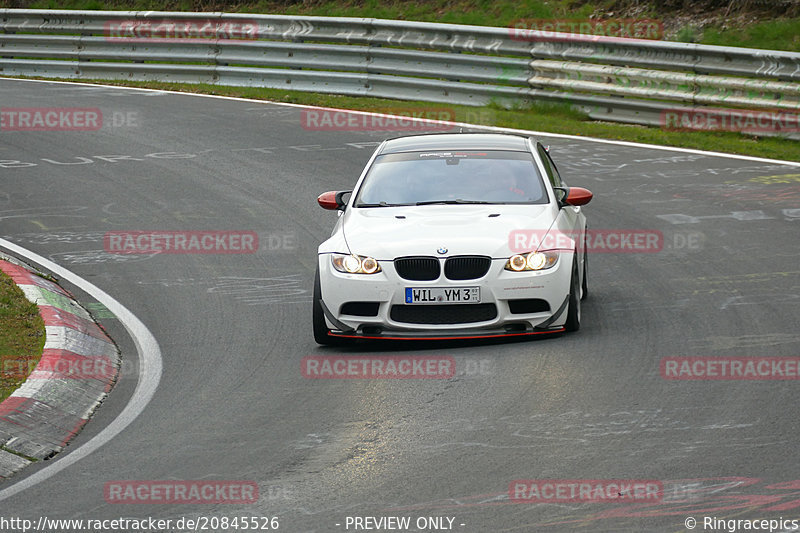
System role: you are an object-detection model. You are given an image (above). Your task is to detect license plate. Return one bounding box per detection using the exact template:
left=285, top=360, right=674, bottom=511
left=405, top=287, right=481, bottom=304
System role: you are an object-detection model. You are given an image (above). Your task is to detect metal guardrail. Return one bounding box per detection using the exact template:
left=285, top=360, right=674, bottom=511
left=1, top=9, right=799, bottom=138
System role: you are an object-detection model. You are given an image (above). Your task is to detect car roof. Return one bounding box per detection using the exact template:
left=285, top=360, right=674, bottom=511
left=379, top=133, right=534, bottom=154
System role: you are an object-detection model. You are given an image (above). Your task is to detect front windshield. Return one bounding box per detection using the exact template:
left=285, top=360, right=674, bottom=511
left=354, top=150, right=548, bottom=207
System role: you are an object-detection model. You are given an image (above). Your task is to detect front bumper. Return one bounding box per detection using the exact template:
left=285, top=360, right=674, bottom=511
left=317, top=253, right=572, bottom=339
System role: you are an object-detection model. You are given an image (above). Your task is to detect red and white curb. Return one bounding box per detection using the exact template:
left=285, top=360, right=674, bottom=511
left=0, top=256, right=120, bottom=479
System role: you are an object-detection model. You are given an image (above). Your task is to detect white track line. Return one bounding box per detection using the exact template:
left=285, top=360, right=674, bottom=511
left=0, top=238, right=162, bottom=502
left=3, top=76, right=798, bottom=167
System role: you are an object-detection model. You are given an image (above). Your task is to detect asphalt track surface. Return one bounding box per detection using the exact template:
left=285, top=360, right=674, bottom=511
left=1, top=78, right=799, bottom=533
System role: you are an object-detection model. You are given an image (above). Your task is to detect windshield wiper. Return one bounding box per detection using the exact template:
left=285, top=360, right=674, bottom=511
left=415, top=199, right=492, bottom=205
left=356, top=201, right=412, bottom=207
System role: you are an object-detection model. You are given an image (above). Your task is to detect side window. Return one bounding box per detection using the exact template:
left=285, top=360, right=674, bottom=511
left=537, top=145, right=562, bottom=189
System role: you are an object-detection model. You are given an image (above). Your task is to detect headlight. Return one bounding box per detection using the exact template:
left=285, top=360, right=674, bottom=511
left=504, top=251, right=559, bottom=271
left=331, top=253, right=382, bottom=274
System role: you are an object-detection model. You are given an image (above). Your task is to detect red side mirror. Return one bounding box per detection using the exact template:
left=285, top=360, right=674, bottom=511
left=564, top=187, right=593, bottom=206
left=318, top=191, right=346, bottom=210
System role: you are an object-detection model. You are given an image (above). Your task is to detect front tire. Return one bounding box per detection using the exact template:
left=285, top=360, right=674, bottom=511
left=564, top=255, right=581, bottom=332
left=580, top=248, right=588, bottom=301
left=580, top=226, right=588, bottom=301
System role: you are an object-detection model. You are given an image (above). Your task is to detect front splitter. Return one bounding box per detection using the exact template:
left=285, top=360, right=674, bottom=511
left=328, top=326, right=565, bottom=341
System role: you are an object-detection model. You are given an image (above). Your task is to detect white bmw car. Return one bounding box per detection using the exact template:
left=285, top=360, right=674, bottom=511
left=313, top=133, right=592, bottom=344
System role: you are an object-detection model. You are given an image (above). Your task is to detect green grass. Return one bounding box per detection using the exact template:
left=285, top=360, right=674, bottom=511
left=0, top=262, right=46, bottom=404
left=13, top=77, right=799, bottom=162
left=701, top=18, right=800, bottom=52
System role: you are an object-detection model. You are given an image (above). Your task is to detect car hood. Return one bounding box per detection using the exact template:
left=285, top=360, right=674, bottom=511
left=340, top=204, right=556, bottom=259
